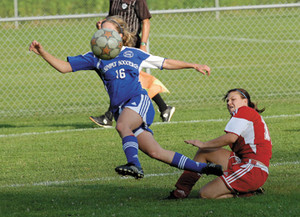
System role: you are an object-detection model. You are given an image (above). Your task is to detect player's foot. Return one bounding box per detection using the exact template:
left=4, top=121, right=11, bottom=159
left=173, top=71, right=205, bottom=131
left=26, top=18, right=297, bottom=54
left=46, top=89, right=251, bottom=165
left=89, top=111, right=113, bottom=128
left=201, top=163, right=223, bottom=176
left=236, top=187, right=265, bottom=198
left=255, top=187, right=265, bottom=195
left=165, top=189, right=188, bottom=200
left=115, top=163, right=144, bottom=179
left=160, top=106, right=175, bottom=122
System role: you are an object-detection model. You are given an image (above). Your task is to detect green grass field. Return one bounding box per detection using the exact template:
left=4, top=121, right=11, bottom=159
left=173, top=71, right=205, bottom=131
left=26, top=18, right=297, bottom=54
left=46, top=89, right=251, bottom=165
left=1, top=6, right=300, bottom=217
left=1, top=101, right=300, bottom=216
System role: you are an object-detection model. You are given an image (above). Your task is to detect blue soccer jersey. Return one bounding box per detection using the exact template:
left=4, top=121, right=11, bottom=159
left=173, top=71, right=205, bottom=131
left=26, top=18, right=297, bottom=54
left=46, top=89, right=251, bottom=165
left=67, top=46, right=165, bottom=113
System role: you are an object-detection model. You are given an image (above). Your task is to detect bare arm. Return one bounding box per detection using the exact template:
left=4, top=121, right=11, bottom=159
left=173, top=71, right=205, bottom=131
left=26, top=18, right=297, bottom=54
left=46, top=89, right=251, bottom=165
left=185, top=133, right=238, bottom=149
left=29, top=40, right=72, bottom=74
left=140, top=19, right=150, bottom=52
left=163, top=59, right=211, bottom=76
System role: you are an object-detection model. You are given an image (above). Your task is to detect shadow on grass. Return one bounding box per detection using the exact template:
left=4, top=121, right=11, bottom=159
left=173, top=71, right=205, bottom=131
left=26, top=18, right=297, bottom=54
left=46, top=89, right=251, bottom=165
left=0, top=184, right=168, bottom=216
left=0, top=122, right=98, bottom=130
left=1, top=182, right=299, bottom=217
left=1, top=179, right=300, bottom=217
left=46, top=123, right=97, bottom=129
left=0, top=124, right=17, bottom=128
left=284, top=129, right=300, bottom=132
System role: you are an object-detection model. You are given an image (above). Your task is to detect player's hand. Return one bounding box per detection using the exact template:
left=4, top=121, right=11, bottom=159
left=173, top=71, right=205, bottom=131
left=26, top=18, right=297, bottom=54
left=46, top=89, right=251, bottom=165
left=29, top=40, right=44, bottom=56
left=194, top=64, right=211, bottom=76
left=184, top=140, right=205, bottom=148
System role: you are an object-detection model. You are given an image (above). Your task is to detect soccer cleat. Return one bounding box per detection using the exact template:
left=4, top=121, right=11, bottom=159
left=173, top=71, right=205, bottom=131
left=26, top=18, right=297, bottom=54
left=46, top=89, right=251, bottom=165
left=255, top=187, right=265, bottom=195
left=115, top=163, right=144, bottom=179
left=89, top=111, right=113, bottom=128
left=165, top=189, right=188, bottom=200
left=201, top=163, right=223, bottom=176
left=235, top=187, right=265, bottom=198
left=160, top=106, right=176, bottom=122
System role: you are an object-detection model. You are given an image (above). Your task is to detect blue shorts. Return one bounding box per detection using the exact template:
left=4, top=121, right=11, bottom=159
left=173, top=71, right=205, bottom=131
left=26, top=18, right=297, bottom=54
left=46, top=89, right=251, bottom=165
left=114, top=94, right=154, bottom=136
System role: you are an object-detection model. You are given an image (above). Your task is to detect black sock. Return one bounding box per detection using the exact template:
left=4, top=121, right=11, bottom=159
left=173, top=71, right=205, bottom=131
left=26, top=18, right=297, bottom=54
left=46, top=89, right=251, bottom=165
left=152, top=94, right=168, bottom=112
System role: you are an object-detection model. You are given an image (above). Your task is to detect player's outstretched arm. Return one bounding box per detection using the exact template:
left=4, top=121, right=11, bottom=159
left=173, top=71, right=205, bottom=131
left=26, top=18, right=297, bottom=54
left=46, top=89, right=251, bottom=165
left=29, top=40, right=72, bottom=74
left=162, top=59, right=211, bottom=76
left=185, top=133, right=238, bottom=149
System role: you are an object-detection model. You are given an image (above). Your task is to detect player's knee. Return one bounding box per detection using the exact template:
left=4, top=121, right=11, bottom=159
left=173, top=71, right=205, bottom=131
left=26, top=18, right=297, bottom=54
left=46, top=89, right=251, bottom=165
left=199, top=188, right=215, bottom=199
left=147, top=149, right=162, bottom=160
left=115, top=122, right=126, bottom=134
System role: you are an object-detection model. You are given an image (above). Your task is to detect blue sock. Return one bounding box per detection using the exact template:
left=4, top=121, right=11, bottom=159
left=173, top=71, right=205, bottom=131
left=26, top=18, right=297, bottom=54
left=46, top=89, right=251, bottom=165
left=171, top=152, right=207, bottom=173
left=122, top=135, right=141, bottom=167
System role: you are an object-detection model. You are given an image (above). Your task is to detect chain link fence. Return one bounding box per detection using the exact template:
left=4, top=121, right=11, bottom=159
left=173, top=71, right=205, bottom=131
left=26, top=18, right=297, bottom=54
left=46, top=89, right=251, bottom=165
left=0, top=3, right=299, bottom=117
left=1, top=0, right=297, bottom=17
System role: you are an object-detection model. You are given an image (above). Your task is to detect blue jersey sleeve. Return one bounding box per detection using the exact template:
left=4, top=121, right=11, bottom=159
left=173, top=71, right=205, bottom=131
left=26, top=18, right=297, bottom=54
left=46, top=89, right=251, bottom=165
left=67, top=52, right=100, bottom=72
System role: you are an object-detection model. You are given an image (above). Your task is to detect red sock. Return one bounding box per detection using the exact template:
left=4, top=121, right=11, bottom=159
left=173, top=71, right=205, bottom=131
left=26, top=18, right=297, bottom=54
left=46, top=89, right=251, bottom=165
left=175, top=170, right=201, bottom=196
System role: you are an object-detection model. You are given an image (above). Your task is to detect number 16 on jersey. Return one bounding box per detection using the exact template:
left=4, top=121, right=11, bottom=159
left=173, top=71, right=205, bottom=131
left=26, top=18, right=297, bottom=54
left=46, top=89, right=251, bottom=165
left=116, top=69, right=126, bottom=79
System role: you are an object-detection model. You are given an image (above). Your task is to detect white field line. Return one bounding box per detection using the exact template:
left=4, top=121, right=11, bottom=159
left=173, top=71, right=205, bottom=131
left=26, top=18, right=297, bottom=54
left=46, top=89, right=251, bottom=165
left=1, top=114, right=299, bottom=138
left=153, top=34, right=300, bottom=44
left=0, top=128, right=106, bottom=138
left=1, top=161, right=299, bottom=189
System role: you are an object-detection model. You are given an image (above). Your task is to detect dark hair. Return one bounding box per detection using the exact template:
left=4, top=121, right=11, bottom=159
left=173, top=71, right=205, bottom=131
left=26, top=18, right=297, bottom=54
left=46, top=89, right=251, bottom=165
left=223, top=88, right=265, bottom=113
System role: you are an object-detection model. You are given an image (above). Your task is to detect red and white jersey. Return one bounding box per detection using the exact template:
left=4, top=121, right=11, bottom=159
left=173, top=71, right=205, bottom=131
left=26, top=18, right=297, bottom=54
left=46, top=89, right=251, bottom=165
left=224, top=106, right=272, bottom=166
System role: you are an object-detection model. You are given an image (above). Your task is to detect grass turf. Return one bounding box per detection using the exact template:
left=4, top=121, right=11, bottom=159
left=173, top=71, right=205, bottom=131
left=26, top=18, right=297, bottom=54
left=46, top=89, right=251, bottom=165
left=1, top=101, right=299, bottom=216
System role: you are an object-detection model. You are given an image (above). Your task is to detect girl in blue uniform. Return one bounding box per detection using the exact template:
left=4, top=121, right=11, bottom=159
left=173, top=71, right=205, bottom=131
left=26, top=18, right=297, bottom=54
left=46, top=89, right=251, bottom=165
left=29, top=16, right=222, bottom=179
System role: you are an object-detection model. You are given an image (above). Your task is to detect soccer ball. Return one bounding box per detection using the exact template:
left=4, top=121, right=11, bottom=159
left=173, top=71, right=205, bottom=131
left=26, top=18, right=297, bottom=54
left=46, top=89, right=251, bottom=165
left=91, top=28, right=123, bottom=60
